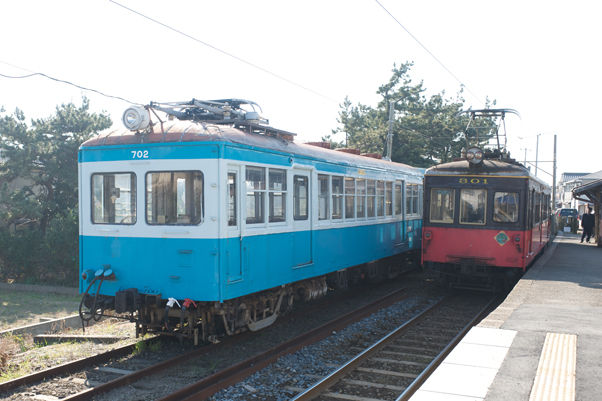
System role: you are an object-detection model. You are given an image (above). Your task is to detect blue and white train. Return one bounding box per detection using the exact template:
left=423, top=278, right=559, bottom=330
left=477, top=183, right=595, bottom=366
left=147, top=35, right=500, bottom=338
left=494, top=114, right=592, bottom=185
left=78, top=99, right=423, bottom=343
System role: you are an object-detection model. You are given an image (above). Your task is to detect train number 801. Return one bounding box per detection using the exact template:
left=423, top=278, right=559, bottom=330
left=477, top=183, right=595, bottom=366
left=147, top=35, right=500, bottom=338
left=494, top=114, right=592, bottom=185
left=459, top=178, right=488, bottom=184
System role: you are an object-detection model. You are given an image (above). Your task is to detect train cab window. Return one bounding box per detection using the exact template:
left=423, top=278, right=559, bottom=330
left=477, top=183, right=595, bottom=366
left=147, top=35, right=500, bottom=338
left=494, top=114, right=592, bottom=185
left=293, top=175, right=308, bottom=220
left=356, top=179, right=366, bottom=218
left=493, top=192, right=519, bottom=223
left=385, top=182, right=393, bottom=216
left=146, top=171, right=203, bottom=225
left=92, top=173, right=136, bottom=225
left=377, top=181, right=385, bottom=217
left=345, top=177, right=355, bottom=219
left=406, top=183, right=419, bottom=216
left=459, top=189, right=486, bottom=225
left=429, top=188, right=455, bottom=224
left=332, top=176, right=344, bottom=220
left=395, top=183, right=402, bottom=216
left=318, top=174, right=329, bottom=220
left=269, top=169, right=286, bottom=223
left=228, top=172, right=237, bottom=226
left=367, top=180, right=376, bottom=218
left=245, top=167, right=265, bottom=224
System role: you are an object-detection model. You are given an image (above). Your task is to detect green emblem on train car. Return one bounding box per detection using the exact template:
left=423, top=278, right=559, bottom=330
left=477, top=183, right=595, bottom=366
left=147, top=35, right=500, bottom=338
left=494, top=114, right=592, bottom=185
left=495, top=231, right=509, bottom=246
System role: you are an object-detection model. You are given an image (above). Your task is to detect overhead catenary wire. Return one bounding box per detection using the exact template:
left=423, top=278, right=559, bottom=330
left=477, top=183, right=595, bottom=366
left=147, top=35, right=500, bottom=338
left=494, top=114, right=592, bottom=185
left=374, top=0, right=486, bottom=108
left=107, top=0, right=339, bottom=105
left=0, top=60, right=143, bottom=106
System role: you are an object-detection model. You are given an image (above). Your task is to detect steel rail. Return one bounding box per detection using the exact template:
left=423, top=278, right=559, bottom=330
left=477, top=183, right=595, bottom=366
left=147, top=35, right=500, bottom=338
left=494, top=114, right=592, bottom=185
left=395, top=294, right=500, bottom=401
left=58, top=286, right=406, bottom=400
left=155, top=287, right=409, bottom=401
left=290, top=295, right=449, bottom=400
left=0, top=283, right=378, bottom=398
left=0, top=337, right=154, bottom=393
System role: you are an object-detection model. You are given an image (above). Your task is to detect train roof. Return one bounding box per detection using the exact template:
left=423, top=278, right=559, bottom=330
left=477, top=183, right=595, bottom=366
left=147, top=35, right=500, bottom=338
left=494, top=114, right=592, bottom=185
left=424, top=159, right=529, bottom=177
left=80, top=121, right=422, bottom=176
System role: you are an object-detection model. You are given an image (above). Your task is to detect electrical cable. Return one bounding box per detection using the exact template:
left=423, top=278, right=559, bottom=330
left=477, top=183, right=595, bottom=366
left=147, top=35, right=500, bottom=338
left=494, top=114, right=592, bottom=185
left=374, top=0, right=486, bottom=107
left=0, top=61, right=143, bottom=106
left=107, top=0, right=339, bottom=104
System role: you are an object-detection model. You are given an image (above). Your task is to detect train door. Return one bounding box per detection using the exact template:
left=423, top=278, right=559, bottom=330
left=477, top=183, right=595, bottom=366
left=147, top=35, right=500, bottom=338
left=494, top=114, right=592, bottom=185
left=395, top=180, right=405, bottom=246
left=226, top=168, right=243, bottom=283
left=292, top=169, right=312, bottom=267
left=535, top=192, right=544, bottom=244
left=525, top=189, right=534, bottom=255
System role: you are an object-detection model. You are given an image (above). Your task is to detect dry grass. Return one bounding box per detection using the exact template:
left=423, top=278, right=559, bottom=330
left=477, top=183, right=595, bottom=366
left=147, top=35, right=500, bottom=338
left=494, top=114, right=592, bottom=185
left=0, top=291, right=80, bottom=331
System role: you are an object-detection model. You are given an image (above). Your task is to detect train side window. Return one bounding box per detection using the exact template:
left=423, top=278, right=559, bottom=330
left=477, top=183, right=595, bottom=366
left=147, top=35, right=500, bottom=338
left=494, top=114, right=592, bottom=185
left=459, top=188, right=486, bottom=225
left=429, top=188, right=455, bottom=223
left=493, top=192, right=519, bottom=223
left=245, top=166, right=265, bottom=224
left=367, top=180, right=376, bottom=218
left=533, top=192, right=540, bottom=225
left=92, top=173, right=136, bottom=225
left=356, top=179, right=366, bottom=218
left=332, top=176, right=344, bottom=220
left=228, top=172, right=237, bottom=226
left=318, top=174, right=329, bottom=220
left=385, top=182, right=393, bottom=216
left=406, top=183, right=419, bottom=216
left=377, top=181, right=385, bottom=217
left=146, top=171, right=203, bottom=225
left=293, top=175, right=309, bottom=220
left=395, top=183, right=403, bottom=216
left=345, top=177, right=355, bottom=219
left=268, top=169, right=287, bottom=223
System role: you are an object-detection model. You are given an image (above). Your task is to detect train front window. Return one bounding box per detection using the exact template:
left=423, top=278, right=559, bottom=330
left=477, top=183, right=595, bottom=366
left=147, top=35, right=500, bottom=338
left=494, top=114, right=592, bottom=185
left=493, top=192, right=519, bottom=223
left=460, top=189, right=486, bottom=225
left=146, top=171, right=203, bottom=225
left=92, top=173, right=136, bottom=224
left=430, top=188, right=454, bottom=224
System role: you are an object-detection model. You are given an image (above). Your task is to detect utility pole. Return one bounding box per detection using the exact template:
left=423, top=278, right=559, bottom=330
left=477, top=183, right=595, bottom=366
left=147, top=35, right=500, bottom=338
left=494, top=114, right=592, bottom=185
left=552, top=134, right=557, bottom=233
left=384, top=101, right=395, bottom=161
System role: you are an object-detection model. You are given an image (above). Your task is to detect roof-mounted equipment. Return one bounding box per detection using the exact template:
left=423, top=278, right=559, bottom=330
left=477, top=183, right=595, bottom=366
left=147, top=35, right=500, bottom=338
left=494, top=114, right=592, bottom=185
left=122, top=99, right=269, bottom=131
left=456, top=108, right=520, bottom=163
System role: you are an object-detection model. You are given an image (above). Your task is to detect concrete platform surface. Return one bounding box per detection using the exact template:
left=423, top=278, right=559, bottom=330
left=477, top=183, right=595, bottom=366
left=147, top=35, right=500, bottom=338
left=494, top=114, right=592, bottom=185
left=410, top=233, right=602, bottom=401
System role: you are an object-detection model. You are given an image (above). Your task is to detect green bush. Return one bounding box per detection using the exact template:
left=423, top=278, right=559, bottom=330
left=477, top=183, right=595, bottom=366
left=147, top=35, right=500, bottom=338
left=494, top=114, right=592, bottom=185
left=0, top=208, right=79, bottom=287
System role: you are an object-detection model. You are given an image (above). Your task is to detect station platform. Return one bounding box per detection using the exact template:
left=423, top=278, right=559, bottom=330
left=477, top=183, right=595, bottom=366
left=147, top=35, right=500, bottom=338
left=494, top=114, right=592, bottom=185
left=410, top=232, right=602, bottom=401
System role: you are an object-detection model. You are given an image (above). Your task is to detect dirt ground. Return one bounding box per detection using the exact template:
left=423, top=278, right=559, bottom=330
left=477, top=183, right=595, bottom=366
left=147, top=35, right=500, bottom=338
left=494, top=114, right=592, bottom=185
left=0, top=290, right=80, bottom=331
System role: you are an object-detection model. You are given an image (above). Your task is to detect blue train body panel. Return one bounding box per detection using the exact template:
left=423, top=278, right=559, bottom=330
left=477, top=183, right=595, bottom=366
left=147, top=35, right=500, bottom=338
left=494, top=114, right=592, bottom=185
left=78, top=120, right=423, bottom=304
left=79, top=218, right=422, bottom=302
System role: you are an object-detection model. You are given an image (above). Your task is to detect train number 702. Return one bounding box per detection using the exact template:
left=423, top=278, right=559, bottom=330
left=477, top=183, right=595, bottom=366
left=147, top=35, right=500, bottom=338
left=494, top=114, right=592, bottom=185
left=131, top=150, right=149, bottom=159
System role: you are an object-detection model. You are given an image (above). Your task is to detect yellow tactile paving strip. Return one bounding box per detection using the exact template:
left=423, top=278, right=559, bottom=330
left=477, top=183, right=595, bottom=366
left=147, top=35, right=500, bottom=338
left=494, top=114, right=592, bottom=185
left=529, top=333, right=577, bottom=401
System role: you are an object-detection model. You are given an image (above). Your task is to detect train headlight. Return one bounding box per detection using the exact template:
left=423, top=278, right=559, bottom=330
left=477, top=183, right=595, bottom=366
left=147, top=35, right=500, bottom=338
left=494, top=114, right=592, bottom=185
left=514, top=235, right=521, bottom=243
left=424, top=230, right=432, bottom=240
left=466, top=147, right=484, bottom=164
left=122, top=106, right=150, bottom=131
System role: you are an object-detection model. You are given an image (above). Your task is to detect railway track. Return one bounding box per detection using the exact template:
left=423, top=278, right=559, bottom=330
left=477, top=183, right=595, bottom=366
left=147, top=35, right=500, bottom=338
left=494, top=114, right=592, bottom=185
left=0, top=281, right=414, bottom=401
left=289, top=293, right=498, bottom=401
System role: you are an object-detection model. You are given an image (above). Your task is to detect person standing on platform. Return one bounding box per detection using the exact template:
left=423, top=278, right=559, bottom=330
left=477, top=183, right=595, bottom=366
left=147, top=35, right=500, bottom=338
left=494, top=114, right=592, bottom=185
left=581, top=207, right=595, bottom=243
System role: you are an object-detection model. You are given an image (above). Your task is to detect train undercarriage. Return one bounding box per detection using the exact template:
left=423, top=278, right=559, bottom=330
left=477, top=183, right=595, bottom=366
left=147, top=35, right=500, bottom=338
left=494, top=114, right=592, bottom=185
left=424, top=260, right=522, bottom=292
left=79, top=252, right=419, bottom=344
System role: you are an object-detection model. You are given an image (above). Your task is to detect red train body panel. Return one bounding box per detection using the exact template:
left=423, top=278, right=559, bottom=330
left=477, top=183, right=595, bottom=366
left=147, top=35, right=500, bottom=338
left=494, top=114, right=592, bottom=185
left=422, top=158, right=551, bottom=290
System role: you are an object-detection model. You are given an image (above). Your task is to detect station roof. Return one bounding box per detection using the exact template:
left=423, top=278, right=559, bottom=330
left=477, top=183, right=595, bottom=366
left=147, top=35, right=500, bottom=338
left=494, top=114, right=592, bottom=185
left=573, top=178, right=602, bottom=203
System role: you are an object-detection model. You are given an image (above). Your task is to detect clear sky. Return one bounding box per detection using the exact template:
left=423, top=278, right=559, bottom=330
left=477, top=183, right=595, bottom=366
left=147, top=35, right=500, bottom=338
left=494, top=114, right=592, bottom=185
left=2, top=0, right=601, bottom=186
